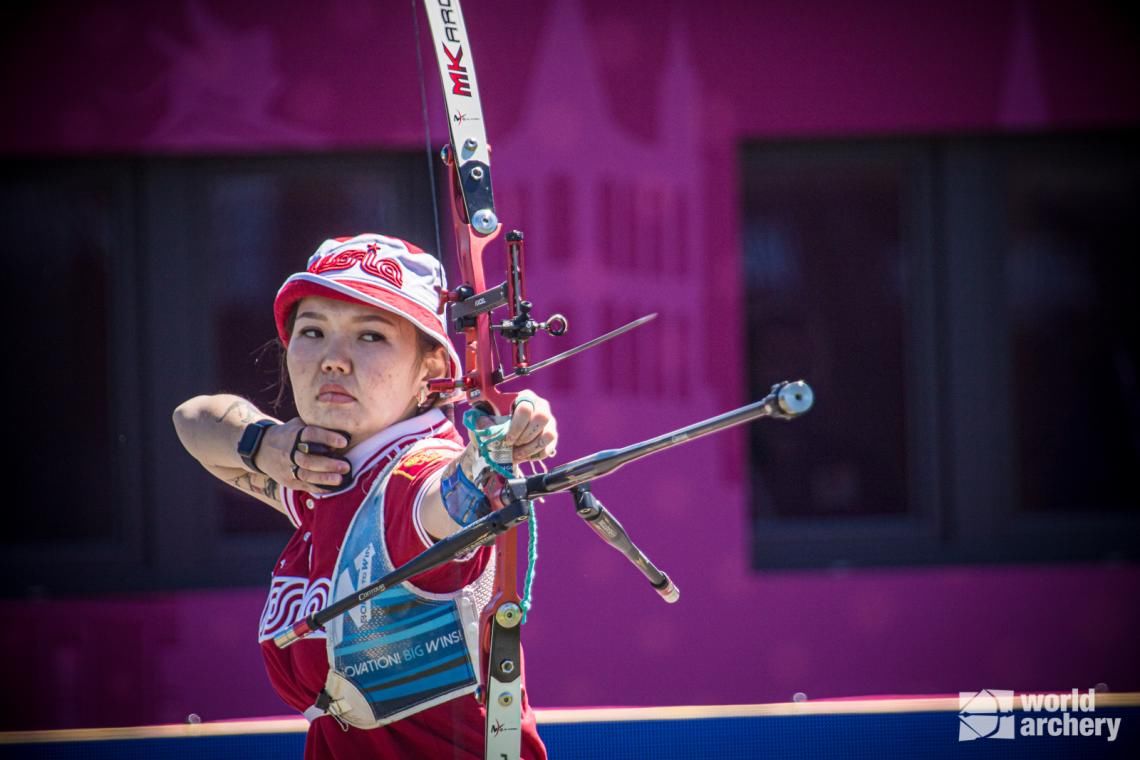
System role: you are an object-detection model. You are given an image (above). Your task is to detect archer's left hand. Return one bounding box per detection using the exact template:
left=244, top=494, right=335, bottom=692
left=504, top=390, right=558, bottom=462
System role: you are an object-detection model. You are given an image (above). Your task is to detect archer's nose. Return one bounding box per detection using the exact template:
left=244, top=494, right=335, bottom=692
left=321, top=341, right=352, bottom=375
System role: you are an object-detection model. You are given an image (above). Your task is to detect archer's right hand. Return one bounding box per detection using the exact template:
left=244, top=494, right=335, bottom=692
left=258, top=419, right=353, bottom=494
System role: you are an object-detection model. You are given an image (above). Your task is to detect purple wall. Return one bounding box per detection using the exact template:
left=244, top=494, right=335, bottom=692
left=2, top=0, right=1138, bottom=729
left=2, top=564, right=1135, bottom=727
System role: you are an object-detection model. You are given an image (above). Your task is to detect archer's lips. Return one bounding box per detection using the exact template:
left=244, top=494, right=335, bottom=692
left=318, top=384, right=356, bottom=404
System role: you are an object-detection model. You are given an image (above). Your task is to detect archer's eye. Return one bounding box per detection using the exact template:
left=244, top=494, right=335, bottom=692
left=360, top=331, right=387, bottom=343
left=298, top=326, right=323, bottom=339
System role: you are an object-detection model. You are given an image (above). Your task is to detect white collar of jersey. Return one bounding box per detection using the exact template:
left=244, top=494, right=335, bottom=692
left=343, top=408, right=449, bottom=474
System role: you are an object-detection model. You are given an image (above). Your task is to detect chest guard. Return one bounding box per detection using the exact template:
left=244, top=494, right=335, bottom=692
left=320, top=443, right=495, bottom=728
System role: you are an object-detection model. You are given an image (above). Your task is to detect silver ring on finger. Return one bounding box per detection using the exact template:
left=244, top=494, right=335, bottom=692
left=292, top=463, right=302, bottom=480
left=290, top=428, right=306, bottom=466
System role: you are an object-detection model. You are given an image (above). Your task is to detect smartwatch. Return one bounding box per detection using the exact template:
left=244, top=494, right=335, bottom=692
left=237, top=419, right=277, bottom=474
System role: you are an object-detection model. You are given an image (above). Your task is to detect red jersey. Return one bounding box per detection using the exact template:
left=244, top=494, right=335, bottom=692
left=257, top=410, right=546, bottom=759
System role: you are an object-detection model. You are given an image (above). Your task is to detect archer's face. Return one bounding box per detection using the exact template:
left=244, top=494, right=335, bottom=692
left=286, top=297, right=438, bottom=444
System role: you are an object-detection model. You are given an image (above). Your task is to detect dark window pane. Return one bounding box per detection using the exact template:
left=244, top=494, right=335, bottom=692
left=742, top=150, right=912, bottom=518
left=1006, top=138, right=1140, bottom=514
left=0, top=170, right=118, bottom=542
left=193, top=158, right=437, bottom=535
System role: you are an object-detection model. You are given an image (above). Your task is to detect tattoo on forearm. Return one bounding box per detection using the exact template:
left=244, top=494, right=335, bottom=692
left=215, top=399, right=260, bottom=425
left=228, top=472, right=279, bottom=500
left=229, top=472, right=254, bottom=495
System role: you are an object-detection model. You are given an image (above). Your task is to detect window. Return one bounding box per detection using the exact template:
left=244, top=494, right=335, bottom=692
left=0, top=153, right=437, bottom=594
left=0, top=164, right=145, bottom=593
left=743, top=134, right=1140, bottom=568
left=1004, top=144, right=1139, bottom=516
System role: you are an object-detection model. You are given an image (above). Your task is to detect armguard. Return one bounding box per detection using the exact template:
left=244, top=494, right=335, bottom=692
left=441, top=463, right=491, bottom=526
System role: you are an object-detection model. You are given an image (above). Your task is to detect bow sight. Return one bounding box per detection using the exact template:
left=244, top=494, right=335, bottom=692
left=432, top=226, right=573, bottom=392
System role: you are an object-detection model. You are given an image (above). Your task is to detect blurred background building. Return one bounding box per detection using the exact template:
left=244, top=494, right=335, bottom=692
left=1, top=0, right=1137, bottom=731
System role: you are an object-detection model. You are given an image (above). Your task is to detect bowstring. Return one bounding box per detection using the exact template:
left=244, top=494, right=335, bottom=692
left=411, top=0, right=444, bottom=263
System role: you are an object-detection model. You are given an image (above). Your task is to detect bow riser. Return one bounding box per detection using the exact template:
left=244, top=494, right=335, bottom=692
left=424, top=3, right=526, bottom=757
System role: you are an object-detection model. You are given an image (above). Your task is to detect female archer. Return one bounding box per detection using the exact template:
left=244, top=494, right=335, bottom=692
left=173, top=233, right=552, bottom=758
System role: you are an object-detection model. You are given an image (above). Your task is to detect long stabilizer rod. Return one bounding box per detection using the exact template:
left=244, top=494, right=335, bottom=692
left=526, top=380, right=813, bottom=498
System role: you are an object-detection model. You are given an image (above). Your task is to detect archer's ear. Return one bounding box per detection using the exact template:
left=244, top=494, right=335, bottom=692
left=422, top=345, right=448, bottom=381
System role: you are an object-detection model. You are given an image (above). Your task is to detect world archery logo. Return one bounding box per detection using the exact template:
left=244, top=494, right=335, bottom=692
left=959, top=689, right=1016, bottom=740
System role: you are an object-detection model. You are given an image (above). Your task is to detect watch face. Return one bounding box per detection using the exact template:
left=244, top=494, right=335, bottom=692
left=239, top=420, right=273, bottom=461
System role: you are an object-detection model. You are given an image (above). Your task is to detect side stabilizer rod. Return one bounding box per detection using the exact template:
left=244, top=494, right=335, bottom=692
left=572, top=484, right=679, bottom=604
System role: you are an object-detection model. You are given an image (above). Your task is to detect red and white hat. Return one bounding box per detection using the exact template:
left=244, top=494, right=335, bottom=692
left=274, top=233, right=462, bottom=383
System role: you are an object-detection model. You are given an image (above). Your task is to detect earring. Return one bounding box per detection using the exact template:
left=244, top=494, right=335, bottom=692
left=416, top=386, right=430, bottom=408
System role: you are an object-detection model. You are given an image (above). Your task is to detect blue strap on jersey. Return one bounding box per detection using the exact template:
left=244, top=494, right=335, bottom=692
left=441, top=462, right=491, bottom=526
